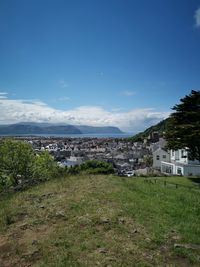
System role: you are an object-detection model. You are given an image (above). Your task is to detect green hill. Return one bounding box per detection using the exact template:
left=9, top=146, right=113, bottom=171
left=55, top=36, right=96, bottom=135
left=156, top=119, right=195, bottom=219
left=130, top=118, right=170, bottom=142
left=1, top=174, right=200, bottom=266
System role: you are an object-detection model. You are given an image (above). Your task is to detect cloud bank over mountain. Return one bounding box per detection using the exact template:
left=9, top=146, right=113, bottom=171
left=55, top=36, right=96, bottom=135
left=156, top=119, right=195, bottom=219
left=0, top=98, right=169, bottom=132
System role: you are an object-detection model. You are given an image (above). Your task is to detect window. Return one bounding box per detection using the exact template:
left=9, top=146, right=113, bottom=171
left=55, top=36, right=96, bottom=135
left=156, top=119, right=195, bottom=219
left=177, top=167, right=182, bottom=175
left=162, top=164, right=172, bottom=173
left=163, top=155, right=166, bottom=159
left=156, top=155, right=160, bottom=160
left=181, top=150, right=187, bottom=158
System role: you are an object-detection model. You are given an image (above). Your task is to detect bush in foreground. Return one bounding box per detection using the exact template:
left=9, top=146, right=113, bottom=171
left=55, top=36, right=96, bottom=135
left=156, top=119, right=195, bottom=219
left=0, top=139, right=35, bottom=186
left=0, top=139, right=60, bottom=190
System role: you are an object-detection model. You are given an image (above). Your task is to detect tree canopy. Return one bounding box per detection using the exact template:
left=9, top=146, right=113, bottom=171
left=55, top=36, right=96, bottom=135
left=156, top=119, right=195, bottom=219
left=166, top=90, right=200, bottom=161
left=0, top=139, right=60, bottom=189
left=0, top=139, right=34, bottom=185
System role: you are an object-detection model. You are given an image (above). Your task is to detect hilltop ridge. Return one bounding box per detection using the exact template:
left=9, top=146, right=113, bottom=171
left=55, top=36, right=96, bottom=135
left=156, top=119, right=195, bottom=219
left=0, top=123, right=123, bottom=135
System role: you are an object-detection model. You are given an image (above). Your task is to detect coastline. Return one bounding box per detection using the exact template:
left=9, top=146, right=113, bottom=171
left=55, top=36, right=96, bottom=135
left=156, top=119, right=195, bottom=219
left=0, top=133, right=133, bottom=139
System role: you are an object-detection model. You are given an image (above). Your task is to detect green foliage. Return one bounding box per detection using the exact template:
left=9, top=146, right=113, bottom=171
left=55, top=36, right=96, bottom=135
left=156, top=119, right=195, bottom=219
left=129, top=118, right=170, bottom=142
left=166, top=90, right=200, bottom=161
left=33, top=151, right=58, bottom=180
left=80, top=160, right=114, bottom=174
left=143, top=155, right=153, bottom=167
left=66, top=165, right=80, bottom=175
left=0, top=172, right=12, bottom=189
left=67, top=160, right=114, bottom=175
left=0, top=139, right=61, bottom=190
left=0, top=139, right=35, bottom=185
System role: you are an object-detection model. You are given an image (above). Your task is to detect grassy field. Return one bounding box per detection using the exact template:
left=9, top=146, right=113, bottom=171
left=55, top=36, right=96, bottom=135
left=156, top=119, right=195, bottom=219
left=0, top=175, right=200, bottom=267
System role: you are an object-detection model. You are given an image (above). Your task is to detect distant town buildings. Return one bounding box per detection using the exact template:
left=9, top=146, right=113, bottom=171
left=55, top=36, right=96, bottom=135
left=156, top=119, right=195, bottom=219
left=11, top=136, right=151, bottom=176
left=4, top=130, right=200, bottom=177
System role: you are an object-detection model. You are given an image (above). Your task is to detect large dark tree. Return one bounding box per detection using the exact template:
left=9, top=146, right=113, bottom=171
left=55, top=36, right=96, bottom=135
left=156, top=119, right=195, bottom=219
left=165, top=90, right=200, bottom=161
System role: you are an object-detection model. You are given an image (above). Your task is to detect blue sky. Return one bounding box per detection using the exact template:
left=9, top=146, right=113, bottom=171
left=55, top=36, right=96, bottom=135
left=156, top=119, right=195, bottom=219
left=0, top=0, right=200, bottom=132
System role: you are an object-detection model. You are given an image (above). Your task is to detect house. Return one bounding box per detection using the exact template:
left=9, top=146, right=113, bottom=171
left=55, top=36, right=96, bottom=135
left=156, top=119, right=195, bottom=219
left=161, top=149, right=200, bottom=176
left=59, top=156, right=83, bottom=168
left=153, top=148, right=170, bottom=170
left=150, top=138, right=167, bottom=153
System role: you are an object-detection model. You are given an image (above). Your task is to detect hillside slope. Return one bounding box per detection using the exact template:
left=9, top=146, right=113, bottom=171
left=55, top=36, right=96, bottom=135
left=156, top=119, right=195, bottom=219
left=0, top=175, right=200, bottom=266
left=130, top=118, right=170, bottom=142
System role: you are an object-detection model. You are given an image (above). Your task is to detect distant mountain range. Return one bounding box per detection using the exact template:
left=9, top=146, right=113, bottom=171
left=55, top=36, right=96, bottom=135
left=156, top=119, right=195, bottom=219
left=0, top=123, right=123, bottom=135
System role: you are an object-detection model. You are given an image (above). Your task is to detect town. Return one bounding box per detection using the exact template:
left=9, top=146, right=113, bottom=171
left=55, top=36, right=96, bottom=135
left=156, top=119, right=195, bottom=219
left=11, top=129, right=200, bottom=177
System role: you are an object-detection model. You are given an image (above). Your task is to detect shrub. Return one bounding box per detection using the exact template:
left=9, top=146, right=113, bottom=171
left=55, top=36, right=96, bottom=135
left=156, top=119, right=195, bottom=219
left=67, top=160, right=114, bottom=175
left=33, top=151, right=58, bottom=180
left=0, top=139, right=61, bottom=190
left=0, top=139, right=35, bottom=185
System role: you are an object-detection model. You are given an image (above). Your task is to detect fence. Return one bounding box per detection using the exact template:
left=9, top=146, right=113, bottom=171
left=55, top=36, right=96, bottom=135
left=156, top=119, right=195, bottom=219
left=143, top=178, right=200, bottom=191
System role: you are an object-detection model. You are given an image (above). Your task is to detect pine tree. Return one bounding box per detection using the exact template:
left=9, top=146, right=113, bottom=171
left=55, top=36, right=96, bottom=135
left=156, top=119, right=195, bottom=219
left=166, top=90, right=200, bottom=161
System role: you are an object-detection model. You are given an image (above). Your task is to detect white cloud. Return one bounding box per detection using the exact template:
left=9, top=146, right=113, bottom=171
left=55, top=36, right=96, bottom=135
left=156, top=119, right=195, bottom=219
left=0, top=98, right=169, bottom=132
left=194, top=7, right=200, bottom=28
left=0, top=92, right=8, bottom=99
left=0, top=92, right=8, bottom=95
left=122, top=90, right=136, bottom=96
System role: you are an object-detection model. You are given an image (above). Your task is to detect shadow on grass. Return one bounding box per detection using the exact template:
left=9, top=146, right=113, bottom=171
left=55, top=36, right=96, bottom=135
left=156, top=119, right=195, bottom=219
left=188, top=177, right=200, bottom=184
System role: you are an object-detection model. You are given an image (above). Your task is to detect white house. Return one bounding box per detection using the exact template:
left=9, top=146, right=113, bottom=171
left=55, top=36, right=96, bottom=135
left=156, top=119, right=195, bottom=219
left=58, top=156, right=83, bottom=168
left=160, top=149, right=200, bottom=176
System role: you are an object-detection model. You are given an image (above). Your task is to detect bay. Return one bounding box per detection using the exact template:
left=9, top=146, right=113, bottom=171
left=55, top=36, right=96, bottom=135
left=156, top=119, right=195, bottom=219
left=0, top=133, right=133, bottom=138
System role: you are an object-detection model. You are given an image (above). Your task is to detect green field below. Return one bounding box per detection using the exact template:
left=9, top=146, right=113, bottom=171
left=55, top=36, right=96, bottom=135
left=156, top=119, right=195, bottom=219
left=0, top=175, right=200, bottom=267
